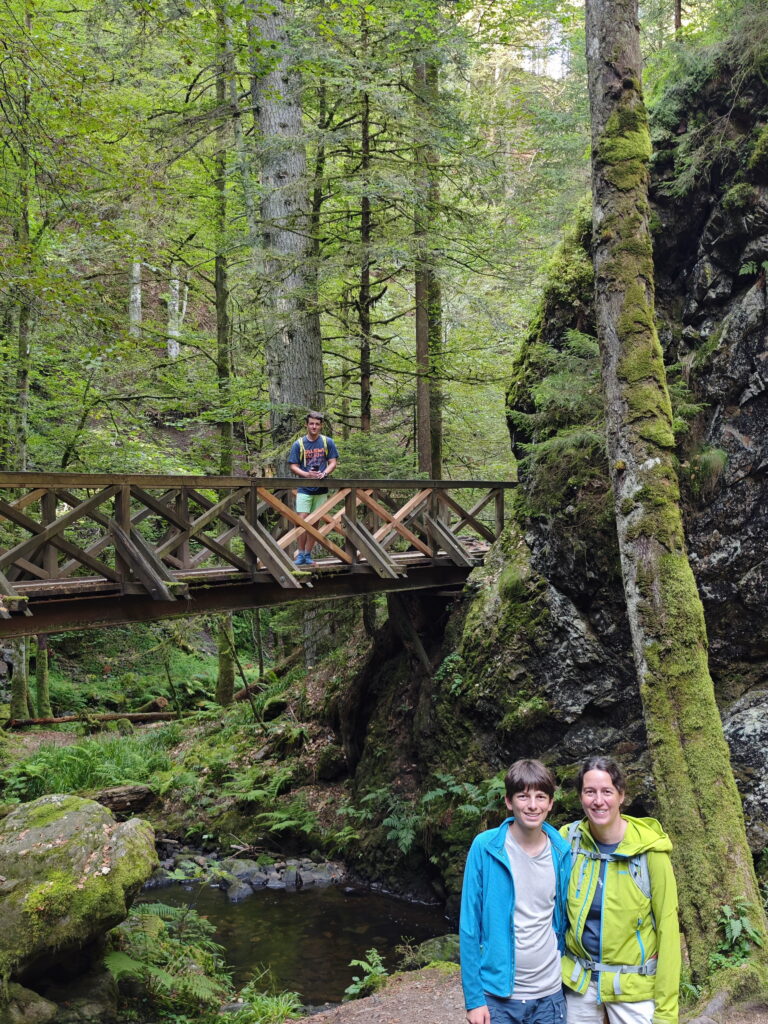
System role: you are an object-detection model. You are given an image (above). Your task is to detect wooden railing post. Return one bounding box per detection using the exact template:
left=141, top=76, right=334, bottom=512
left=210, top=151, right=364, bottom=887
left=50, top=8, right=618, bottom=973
left=176, top=487, right=191, bottom=570
left=345, top=488, right=358, bottom=563
left=494, top=487, right=505, bottom=538
left=41, top=490, right=57, bottom=578
left=115, top=484, right=131, bottom=586
left=428, top=486, right=439, bottom=560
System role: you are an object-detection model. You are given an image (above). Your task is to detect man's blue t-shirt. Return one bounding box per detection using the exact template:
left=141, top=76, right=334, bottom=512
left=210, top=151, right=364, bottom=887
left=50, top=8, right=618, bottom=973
left=288, top=434, right=339, bottom=494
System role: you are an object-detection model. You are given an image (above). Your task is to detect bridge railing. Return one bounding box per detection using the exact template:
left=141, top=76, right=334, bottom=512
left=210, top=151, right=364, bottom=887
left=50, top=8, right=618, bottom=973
left=0, top=474, right=515, bottom=618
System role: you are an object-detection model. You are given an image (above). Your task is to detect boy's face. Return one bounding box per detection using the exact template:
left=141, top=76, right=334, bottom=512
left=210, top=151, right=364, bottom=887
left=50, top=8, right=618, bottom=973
left=505, top=787, right=554, bottom=832
left=306, top=417, right=323, bottom=439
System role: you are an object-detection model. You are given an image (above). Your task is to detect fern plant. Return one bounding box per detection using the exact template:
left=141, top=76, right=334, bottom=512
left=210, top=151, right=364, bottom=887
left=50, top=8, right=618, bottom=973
left=343, top=949, right=388, bottom=1000
left=106, top=902, right=233, bottom=1018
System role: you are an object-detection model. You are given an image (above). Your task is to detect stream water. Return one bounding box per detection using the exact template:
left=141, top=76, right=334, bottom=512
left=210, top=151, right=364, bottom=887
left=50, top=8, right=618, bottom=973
left=146, top=884, right=450, bottom=1004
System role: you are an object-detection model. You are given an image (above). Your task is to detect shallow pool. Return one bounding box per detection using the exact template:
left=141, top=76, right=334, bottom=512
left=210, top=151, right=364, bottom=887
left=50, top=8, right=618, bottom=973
left=144, top=883, right=450, bottom=1004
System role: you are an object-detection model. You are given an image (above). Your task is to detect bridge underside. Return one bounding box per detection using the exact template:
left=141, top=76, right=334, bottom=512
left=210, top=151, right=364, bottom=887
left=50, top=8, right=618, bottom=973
left=0, top=559, right=471, bottom=638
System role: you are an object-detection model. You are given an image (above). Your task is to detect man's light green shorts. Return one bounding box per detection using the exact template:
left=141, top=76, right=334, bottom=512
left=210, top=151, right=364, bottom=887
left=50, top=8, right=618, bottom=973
left=296, top=492, right=326, bottom=515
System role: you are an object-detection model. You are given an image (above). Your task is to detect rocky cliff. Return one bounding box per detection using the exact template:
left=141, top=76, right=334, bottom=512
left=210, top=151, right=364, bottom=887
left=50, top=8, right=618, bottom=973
left=307, top=33, right=768, bottom=896
left=443, top=40, right=768, bottom=862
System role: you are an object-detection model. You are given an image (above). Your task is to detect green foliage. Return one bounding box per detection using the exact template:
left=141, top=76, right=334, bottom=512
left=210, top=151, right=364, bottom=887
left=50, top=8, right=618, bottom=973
left=433, top=653, right=466, bottom=697
left=344, top=772, right=506, bottom=860
left=739, top=259, right=768, bottom=277
left=106, top=902, right=233, bottom=1018
left=510, top=330, right=609, bottom=522
left=722, top=183, right=758, bottom=212
left=343, top=948, right=389, bottom=1000
left=0, top=726, right=180, bottom=801
left=666, top=363, right=705, bottom=440
left=252, top=797, right=318, bottom=840
left=682, top=446, right=729, bottom=500
left=707, top=902, right=765, bottom=971
left=234, top=976, right=303, bottom=1024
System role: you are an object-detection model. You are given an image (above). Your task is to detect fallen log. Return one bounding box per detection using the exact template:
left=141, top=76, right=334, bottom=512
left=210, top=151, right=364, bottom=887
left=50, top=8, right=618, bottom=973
left=3, top=711, right=182, bottom=729
left=95, top=784, right=155, bottom=815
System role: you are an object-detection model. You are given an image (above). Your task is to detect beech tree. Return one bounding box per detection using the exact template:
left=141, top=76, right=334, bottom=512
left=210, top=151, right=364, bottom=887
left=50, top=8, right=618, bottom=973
left=585, top=0, right=768, bottom=988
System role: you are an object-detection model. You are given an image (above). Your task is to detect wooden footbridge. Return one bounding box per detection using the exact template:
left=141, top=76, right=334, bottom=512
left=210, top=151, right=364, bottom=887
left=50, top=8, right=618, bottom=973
left=0, top=473, right=513, bottom=637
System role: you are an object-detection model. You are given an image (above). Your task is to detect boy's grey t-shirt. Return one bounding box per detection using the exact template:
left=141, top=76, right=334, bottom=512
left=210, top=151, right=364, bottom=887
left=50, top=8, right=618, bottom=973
left=505, top=828, right=562, bottom=999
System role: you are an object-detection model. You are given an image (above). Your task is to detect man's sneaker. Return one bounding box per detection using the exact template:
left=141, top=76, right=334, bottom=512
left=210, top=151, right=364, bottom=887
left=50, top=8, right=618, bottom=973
left=294, top=551, right=306, bottom=566
left=303, top=553, right=316, bottom=567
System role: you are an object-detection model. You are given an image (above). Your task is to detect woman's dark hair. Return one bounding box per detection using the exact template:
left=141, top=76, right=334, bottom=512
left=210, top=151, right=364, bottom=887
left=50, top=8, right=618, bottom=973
left=505, top=759, right=556, bottom=799
left=575, top=756, right=626, bottom=794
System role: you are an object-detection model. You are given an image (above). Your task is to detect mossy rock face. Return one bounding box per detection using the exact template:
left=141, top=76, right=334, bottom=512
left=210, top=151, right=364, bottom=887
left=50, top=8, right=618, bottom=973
left=0, top=794, right=157, bottom=995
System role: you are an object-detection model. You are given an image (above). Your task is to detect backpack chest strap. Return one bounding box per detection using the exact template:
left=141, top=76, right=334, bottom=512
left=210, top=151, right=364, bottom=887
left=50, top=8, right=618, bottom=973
left=571, top=955, right=657, bottom=995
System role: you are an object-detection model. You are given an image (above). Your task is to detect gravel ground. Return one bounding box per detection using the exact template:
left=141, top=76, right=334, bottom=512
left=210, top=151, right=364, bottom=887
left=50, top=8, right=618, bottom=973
left=289, top=968, right=768, bottom=1024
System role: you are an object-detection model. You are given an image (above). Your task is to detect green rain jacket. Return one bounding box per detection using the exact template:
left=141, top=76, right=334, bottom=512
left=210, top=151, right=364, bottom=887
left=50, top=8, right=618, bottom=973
left=560, top=815, right=681, bottom=1024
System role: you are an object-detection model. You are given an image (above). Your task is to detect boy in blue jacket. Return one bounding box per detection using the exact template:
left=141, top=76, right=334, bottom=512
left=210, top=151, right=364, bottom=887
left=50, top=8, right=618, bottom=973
left=460, top=759, right=571, bottom=1024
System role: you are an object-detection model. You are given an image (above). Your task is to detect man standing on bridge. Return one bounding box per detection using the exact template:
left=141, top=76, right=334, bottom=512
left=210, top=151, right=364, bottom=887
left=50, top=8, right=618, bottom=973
left=289, top=411, right=339, bottom=567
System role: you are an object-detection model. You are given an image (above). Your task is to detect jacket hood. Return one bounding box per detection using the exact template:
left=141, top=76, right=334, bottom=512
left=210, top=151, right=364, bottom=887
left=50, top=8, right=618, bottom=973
left=574, top=813, right=672, bottom=855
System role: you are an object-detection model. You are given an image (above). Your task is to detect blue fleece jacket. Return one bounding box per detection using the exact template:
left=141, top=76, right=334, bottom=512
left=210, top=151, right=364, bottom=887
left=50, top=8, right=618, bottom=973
left=459, top=818, right=571, bottom=1010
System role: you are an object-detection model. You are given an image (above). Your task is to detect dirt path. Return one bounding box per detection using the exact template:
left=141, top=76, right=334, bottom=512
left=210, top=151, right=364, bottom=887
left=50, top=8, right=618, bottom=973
left=289, top=968, right=768, bottom=1024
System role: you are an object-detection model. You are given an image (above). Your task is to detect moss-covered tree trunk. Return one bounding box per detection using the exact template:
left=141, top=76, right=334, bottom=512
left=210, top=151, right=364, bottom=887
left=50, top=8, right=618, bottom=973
left=216, top=615, right=235, bottom=706
left=8, top=638, right=29, bottom=721
left=585, top=0, right=768, bottom=986
left=35, top=634, right=52, bottom=719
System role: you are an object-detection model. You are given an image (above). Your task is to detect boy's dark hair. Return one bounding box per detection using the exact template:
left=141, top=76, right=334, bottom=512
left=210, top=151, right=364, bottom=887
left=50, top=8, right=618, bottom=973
left=505, top=759, right=556, bottom=799
left=575, top=755, right=626, bottom=794
left=306, top=410, right=324, bottom=422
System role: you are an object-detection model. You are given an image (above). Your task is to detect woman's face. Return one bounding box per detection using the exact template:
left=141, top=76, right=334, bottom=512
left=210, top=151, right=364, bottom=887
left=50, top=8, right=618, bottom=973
left=580, top=768, right=624, bottom=833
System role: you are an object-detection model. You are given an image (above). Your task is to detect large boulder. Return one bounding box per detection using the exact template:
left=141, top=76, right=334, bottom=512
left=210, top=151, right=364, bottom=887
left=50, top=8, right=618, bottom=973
left=0, top=794, right=157, bottom=998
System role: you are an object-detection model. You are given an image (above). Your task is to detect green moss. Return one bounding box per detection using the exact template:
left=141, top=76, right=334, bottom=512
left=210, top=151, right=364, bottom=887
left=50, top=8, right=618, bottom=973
left=498, top=563, right=528, bottom=602
left=599, top=106, right=652, bottom=192
left=722, top=183, right=757, bottom=213
left=500, top=695, right=550, bottom=733
left=692, top=324, right=724, bottom=372
left=625, top=464, right=685, bottom=550
left=748, top=125, right=768, bottom=179
left=21, top=795, right=86, bottom=830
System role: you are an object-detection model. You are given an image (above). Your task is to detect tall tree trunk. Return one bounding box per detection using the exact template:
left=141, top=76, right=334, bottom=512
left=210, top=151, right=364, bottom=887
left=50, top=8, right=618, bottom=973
left=216, top=615, right=235, bottom=706
left=359, top=87, right=372, bottom=434
left=215, top=6, right=235, bottom=706
left=128, top=260, right=142, bottom=339
left=9, top=638, right=29, bottom=721
left=247, top=0, right=324, bottom=470
left=414, top=59, right=443, bottom=478
left=15, top=16, right=33, bottom=472
left=585, top=0, right=768, bottom=984
left=166, top=263, right=187, bottom=360
left=35, top=634, right=52, bottom=719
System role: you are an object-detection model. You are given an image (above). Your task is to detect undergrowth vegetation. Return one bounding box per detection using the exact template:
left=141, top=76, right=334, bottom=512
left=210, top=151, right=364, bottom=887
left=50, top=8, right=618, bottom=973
left=106, top=902, right=303, bottom=1024
left=0, top=725, right=182, bottom=802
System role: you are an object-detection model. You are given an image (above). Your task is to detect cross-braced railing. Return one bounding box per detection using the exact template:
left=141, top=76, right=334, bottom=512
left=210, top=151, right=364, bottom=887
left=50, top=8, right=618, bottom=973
left=0, top=473, right=514, bottom=634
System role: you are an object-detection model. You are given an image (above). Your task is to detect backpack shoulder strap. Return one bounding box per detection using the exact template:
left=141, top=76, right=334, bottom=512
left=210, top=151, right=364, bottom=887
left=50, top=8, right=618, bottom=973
left=298, top=436, right=306, bottom=464
left=567, top=820, right=583, bottom=868
left=321, top=434, right=328, bottom=456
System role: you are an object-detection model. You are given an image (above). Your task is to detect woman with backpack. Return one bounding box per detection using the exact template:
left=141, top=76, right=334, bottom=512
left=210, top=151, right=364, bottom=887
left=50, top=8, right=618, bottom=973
left=561, top=756, right=681, bottom=1024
